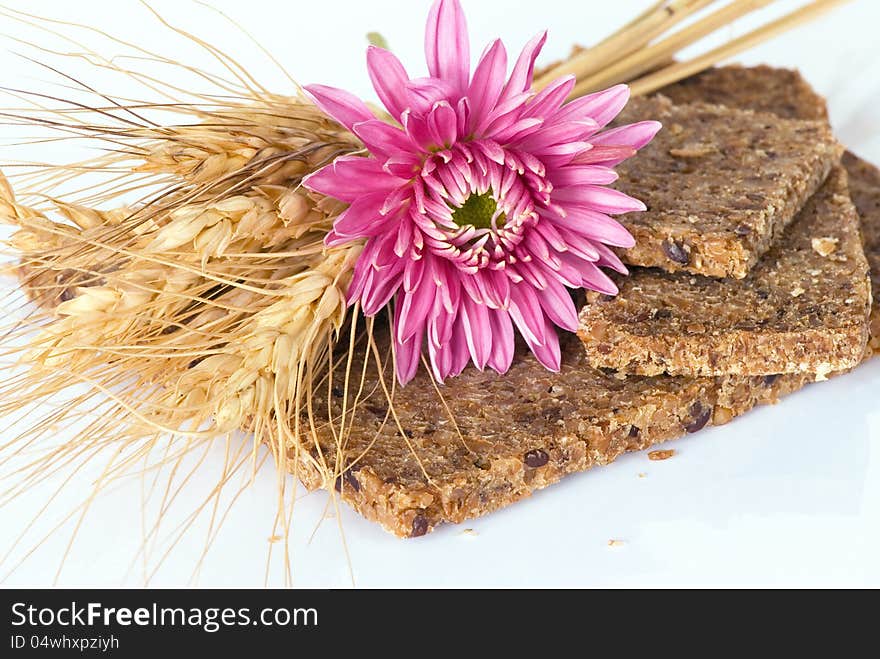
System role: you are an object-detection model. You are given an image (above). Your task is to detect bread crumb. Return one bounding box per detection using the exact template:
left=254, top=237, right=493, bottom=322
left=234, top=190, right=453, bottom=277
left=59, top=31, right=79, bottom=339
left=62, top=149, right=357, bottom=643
left=811, top=236, right=839, bottom=257
left=712, top=405, right=735, bottom=426
left=608, top=539, right=625, bottom=547
left=790, top=286, right=805, bottom=298
left=461, top=528, right=478, bottom=537
left=648, top=449, right=675, bottom=461
left=814, top=363, right=833, bottom=382
left=637, top=472, right=647, bottom=479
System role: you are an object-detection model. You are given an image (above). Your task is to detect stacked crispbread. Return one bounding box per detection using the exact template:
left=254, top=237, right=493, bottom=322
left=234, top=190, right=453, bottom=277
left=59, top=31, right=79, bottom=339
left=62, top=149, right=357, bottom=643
left=297, top=66, right=880, bottom=537
left=578, top=69, right=872, bottom=378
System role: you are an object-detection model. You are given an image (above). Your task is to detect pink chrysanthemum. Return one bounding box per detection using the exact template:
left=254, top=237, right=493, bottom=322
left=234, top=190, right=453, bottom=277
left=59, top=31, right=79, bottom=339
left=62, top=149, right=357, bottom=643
left=304, top=0, right=660, bottom=385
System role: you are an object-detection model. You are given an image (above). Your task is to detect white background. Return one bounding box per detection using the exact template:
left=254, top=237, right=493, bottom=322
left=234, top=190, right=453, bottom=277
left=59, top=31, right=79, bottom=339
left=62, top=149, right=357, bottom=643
left=1, top=0, right=879, bottom=587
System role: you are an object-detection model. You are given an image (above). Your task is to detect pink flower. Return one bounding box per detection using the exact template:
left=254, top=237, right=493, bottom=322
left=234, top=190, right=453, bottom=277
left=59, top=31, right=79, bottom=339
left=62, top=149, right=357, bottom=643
left=304, top=0, right=660, bottom=385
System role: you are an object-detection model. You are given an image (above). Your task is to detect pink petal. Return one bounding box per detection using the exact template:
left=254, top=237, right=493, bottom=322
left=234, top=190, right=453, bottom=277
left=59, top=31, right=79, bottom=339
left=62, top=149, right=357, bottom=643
left=486, top=309, right=514, bottom=373
left=523, top=75, right=576, bottom=120
left=513, top=119, right=597, bottom=152
left=367, top=46, right=411, bottom=120
left=508, top=283, right=548, bottom=347
left=562, top=254, right=619, bottom=295
left=533, top=216, right=573, bottom=253
left=383, top=154, right=422, bottom=178
left=427, top=290, right=456, bottom=348
left=362, top=265, right=403, bottom=315
left=331, top=191, right=397, bottom=239
left=570, top=145, right=636, bottom=166
left=554, top=229, right=603, bottom=262
left=550, top=164, right=619, bottom=186
left=434, top=260, right=461, bottom=315
left=394, top=302, right=424, bottom=385
left=524, top=228, right=568, bottom=267
left=353, top=119, right=416, bottom=157
left=474, top=91, right=531, bottom=136
left=590, top=121, right=663, bottom=161
left=593, top=241, right=629, bottom=274
left=460, top=293, right=492, bottom=370
left=324, top=229, right=348, bottom=249
left=460, top=271, right=484, bottom=306
left=472, top=272, right=503, bottom=309
left=427, top=101, right=458, bottom=148
left=466, top=39, right=508, bottom=130
left=393, top=214, right=415, bottom=257
left=553, top=185, right=646, bottom=214
left=526, top=321, right=561, bottom=372
left=397, top=283, right=436, bottom=344
left=346, top=258, right=371, bottom=305
left=303, top=156, right=404, bottom=203
left=538, top=280, right=578, bottom=332
left=405, top=77, right=457, bottom=116
left=403, top=251, right=427, bottom=293
left=487, top=269, right=511, bottom=308
left=514, top=257, right=550, bottom=291
left=425, top=0, right=470, bottom=93
left=489, top=117, right=544, bottom=144
left=401, top=112, right=434, bottom=152
left=474, top=139, right=506, bottom=165
left=427, top=330, right=453, bottom=382
left=555, top=84, right=629, bottom=127
left=531, top=141, right=591, bottom=168
left=451, top=317, right=472, bottom=377
left=303, top=84, right=374, bottom=132
left=542, top=206, right=635, bottom=248
left=548, top=253, right=587, bottom=289
left=499, top=31, right=547, bottom=104
left=355, top=235, right=406, bottom=315
left=456, top=96, right=471, bottom=137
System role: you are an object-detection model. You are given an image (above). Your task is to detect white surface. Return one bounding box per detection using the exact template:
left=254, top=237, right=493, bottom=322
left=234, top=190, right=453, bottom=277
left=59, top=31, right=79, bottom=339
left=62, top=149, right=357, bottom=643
left=1, top=0, right=879, bottom=587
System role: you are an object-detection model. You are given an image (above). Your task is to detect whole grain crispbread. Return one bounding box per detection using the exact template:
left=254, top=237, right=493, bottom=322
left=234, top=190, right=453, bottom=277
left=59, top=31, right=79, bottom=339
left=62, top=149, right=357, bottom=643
left=656, top=65, right=828, bottom=121
left=578, top=168, right=871, bottom=377
left=661, top=68, right=879, bottom=353
left=612, top=97, right=840, bottom=279
left=295, top=331, right=809, bottom=538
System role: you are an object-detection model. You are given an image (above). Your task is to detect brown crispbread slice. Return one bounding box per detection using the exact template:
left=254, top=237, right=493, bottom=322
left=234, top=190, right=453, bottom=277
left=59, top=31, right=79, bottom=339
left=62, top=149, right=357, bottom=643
left=661, top=67, right=880, bottom=352
left=843, top=151, right=880, bottom=353
left=657, top=65, right=828, bottom=121
left=613, top=97, right=840, bottom=279
left=579, top=168, right=871, bottom=377
left=296, top=332, right=809, bottom=538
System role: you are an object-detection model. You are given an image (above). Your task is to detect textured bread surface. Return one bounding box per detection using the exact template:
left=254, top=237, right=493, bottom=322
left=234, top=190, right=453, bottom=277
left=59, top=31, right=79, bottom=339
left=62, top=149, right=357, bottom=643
left=657, top=65, right=828, bottom=121
left=613, top=97, right=840, bottom=279
left=579, top=168, right=871, bottom=377
left=658, top=65, right=880, bottom=360
left=660, top=66, right=878, bottom=356
left=295, top=333, right=809, bottom=538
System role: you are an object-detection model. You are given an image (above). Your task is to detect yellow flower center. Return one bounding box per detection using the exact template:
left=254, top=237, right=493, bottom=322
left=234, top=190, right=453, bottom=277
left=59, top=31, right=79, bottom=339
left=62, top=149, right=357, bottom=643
left=451, top=192, right=505, bottom=231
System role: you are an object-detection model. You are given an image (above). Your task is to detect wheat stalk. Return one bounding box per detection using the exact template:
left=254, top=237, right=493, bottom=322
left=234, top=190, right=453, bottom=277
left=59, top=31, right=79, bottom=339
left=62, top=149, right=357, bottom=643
left=534, top=0, right=853, bottom=97
left=0, top=5, right=366, bottom=582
